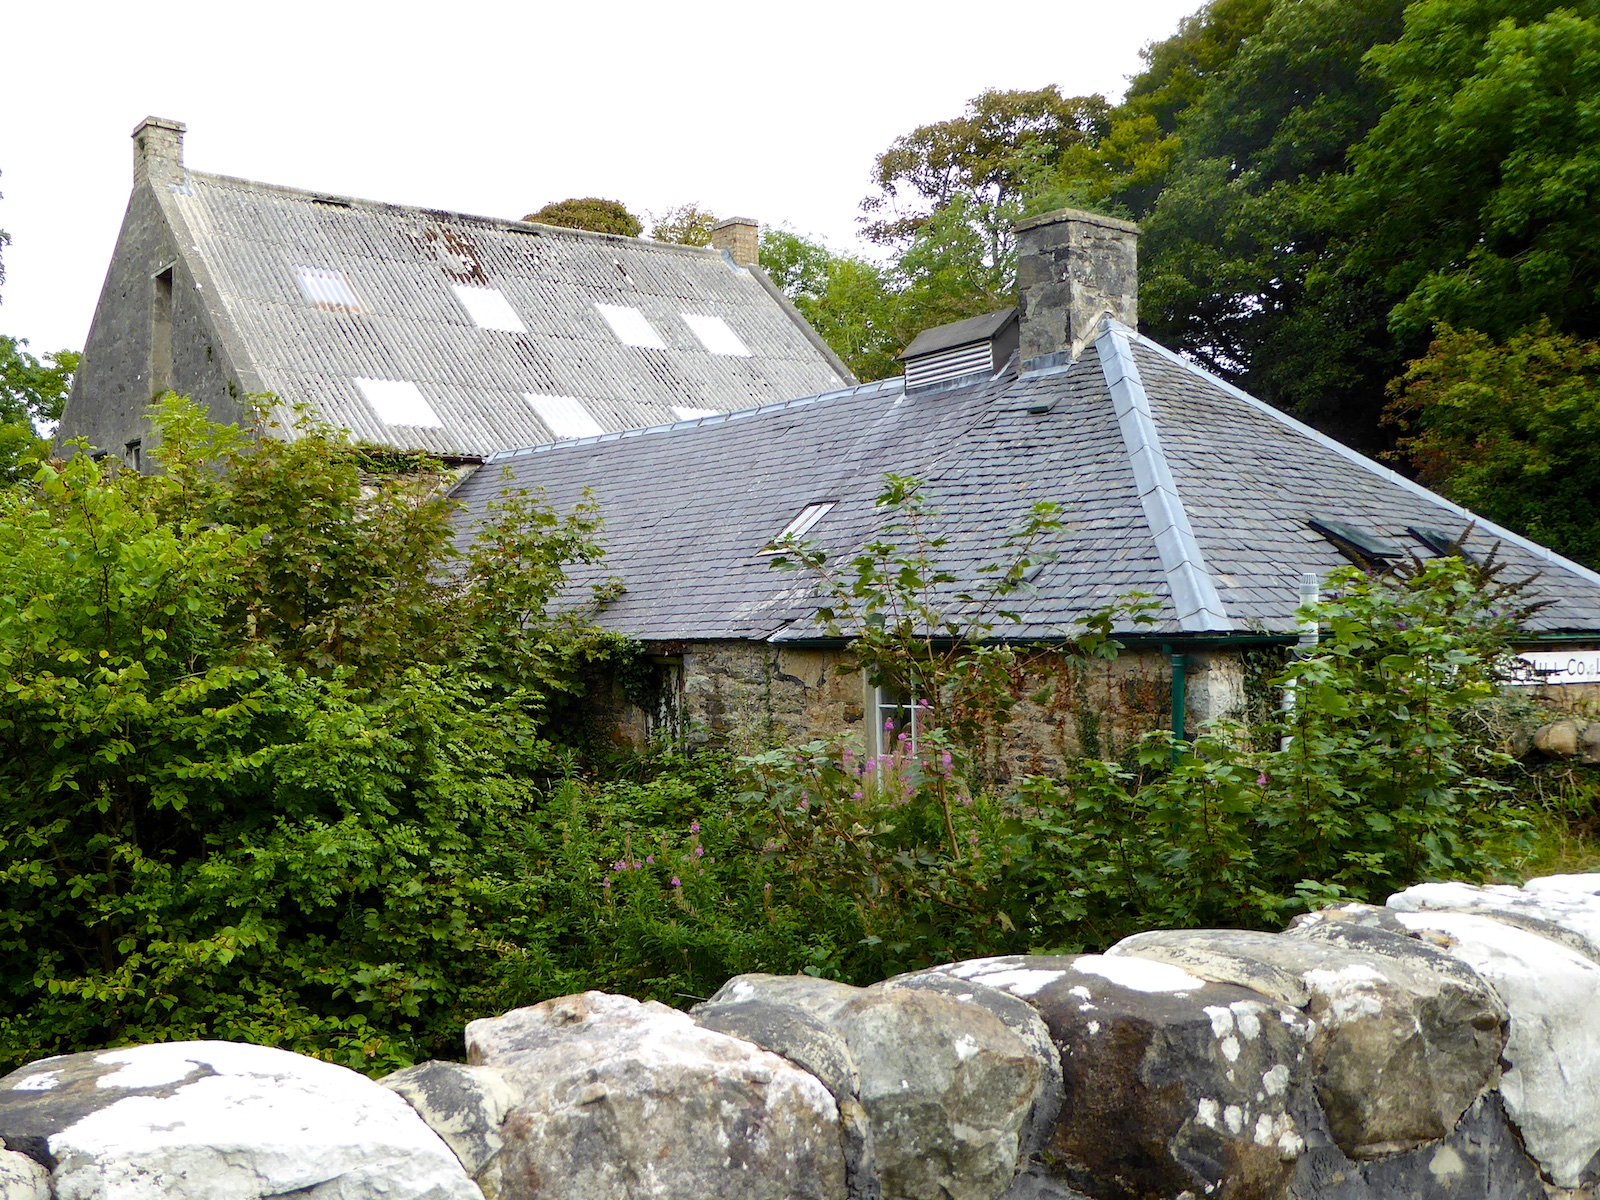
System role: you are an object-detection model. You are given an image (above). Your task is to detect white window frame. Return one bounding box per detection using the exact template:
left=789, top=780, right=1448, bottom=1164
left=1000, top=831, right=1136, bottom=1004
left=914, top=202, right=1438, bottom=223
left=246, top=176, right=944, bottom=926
left=760, top=501, right=835, bottom=554
left=869, top=683, right=920, bottom=756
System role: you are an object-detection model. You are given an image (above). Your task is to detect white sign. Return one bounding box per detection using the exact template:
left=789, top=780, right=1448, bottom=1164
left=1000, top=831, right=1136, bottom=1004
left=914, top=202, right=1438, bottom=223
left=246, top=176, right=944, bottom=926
left=1512, top=650, right=1600, bottom=686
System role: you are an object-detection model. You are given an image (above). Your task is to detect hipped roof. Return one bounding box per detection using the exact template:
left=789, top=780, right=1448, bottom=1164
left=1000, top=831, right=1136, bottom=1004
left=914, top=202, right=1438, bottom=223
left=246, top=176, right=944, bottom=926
left=449, top=318, right=1600, bottom=641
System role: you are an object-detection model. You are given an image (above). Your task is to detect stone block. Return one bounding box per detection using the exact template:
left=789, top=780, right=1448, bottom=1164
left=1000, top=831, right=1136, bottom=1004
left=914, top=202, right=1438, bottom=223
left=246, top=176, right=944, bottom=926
left=695, top=972, right=1044, bottom=1200
left=467, top=990, right=844, bottom=1200
left=1391, top=909, right=1600, bottom=1188
left=937, top=954, right=1316, bottom=1200
left=0, top=1041, right=478, bottom=1200
left=1110, top=927, right=1506, bottom=1158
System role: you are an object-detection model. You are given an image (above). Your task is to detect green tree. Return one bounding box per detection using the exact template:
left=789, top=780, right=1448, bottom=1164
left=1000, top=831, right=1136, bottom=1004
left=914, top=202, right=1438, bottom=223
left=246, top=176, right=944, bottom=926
left=1339, top=2, right=1600, bottom=345
left=1037, top=0, right=1274, bottom=217
left=0, top=168, right=83, bottom=477
left=524, top=197, right=644, bottom=238
left=0, top=398, right=620, bottom=1072
left=1388, top=322, right=1600, bottom=567
left=759, top=228, right=904, bottom=381
left=1135, top=0, right=1410, bottom=447
left=861, top=87, right=1110, bottom=273
left=649, top=203, right=719, bottom=247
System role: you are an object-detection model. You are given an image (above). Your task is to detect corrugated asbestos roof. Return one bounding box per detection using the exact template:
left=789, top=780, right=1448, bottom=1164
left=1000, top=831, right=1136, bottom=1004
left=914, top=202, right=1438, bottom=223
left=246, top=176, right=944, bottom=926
left=157, top=172, right=851, bottom=457
left=449, top=316, right=1600, bottom=641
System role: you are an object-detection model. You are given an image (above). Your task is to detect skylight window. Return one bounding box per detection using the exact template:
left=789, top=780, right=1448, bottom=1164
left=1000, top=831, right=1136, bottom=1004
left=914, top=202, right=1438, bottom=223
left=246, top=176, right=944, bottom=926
left=681, top=313, right=750, bottom=357
left=1408, top=524, right=1480, bottom=564
left=670, top=405, right=720, bottom=421
left=295, top=267, right=362, bottom=312
left=355, top=378, right=442, bottom=428
left=452, top=284, right=527, bottom=332
left=761, top=502, right=835, bottom=553
left=595, top=303, right=667, bottom=349
left=1308, top=516, right=1401, bottom=562
left=526, top=393, right=604, bottom=440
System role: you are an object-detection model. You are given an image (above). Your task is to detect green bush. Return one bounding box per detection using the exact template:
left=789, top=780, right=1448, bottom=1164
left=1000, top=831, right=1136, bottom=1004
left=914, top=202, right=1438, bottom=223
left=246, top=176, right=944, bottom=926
left=0, top=400, right=623, bottom=1073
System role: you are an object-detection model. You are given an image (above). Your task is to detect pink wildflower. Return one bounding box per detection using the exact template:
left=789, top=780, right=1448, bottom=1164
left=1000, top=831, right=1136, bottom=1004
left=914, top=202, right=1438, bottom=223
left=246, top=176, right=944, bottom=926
left=671, top=877, right=682, bottom=888
left=690, top=820, right=701, bottom=834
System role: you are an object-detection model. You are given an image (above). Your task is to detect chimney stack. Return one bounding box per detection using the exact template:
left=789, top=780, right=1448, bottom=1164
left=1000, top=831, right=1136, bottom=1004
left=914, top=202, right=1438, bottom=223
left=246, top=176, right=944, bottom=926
left=133, top=116, right=186, bottom=188
left=1015, top=207, right=1139, bottom=365
left=711, top=217, right=760, bottom=268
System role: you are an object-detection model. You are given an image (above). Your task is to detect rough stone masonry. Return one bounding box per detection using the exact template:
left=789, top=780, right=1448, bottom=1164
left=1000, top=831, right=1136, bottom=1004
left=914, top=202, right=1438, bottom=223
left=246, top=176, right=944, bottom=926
left=0, top=873, right=1596, bottom=1200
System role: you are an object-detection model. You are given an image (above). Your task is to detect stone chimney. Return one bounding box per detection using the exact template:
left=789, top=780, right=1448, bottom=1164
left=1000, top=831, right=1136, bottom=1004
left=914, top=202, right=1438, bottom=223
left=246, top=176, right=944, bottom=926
left=1015, top=207, right=1140, bottom=365
left=133, top=116, right=186, bottom=188
left=711, top=217, right=759, bottom=268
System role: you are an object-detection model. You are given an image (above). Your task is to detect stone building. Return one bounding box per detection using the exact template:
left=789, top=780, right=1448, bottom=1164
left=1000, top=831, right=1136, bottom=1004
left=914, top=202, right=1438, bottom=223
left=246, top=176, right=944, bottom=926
left=450, top=208, right=1600, bottom=772
left=57, top=117, right=852, bottom=464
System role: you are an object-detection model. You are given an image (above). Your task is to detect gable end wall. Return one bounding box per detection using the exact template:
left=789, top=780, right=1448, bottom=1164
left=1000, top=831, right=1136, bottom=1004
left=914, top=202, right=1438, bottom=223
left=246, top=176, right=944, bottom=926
left=57, top=186, right=250, bottom=461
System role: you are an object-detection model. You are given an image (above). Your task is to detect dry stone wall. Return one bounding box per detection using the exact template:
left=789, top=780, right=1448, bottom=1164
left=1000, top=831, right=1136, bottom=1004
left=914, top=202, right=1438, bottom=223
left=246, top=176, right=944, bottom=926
left=0, top=874, right=1596, bottom=1200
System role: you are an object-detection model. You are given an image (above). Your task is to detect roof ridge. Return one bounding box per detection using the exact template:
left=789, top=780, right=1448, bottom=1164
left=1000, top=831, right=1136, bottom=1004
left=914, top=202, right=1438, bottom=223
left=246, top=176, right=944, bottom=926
left=1129, top=333, right=1600, bottom=593
left=180, top=170, right=726, bottom=260
left=483, top=377, right=907, bottom=463
left=1096, top=323, right=1231, bottom=633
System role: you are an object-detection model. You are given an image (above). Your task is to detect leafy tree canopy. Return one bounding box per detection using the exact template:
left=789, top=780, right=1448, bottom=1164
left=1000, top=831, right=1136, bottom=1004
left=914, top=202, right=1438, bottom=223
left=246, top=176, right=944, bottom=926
left=650, top=203, right=719, bottom=247
left=861, top=87, right=1109, bottom=273
left=523, top=197, right=644, bottom=238
left=1387, top=322, right=1600, bottom=568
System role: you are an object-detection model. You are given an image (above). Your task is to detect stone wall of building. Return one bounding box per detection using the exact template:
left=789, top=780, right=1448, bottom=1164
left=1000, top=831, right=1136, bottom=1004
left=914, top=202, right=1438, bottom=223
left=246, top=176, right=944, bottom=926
left=5, top=873, right=1597, bottom=1200
left=58, top=184, right=250, bottom=463
left=639, top=641, right=1241, bottom=779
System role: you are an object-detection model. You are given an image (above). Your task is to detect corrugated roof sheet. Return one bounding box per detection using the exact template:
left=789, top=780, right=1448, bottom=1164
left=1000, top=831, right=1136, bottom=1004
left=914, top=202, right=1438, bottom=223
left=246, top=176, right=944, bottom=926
left=450, top=317, right=1600, bottom=641
left=158, top=172, right=850, bottom=457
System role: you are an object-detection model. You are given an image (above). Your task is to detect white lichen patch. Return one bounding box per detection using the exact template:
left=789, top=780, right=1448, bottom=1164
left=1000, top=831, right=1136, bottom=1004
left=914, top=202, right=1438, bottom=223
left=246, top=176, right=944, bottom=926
left=947, top=963, right=1067, bottom=997
left=1262, top=1064, right=1290, bottom=1097
left=11, top=1071, right=60, bottom=1092
left=1219, top=1037, right=1240, bottom=1063
left=1223, top=1104, right=1244, bottom=1135
left=1429, top=1145, right=1466, bottom=1180
left=1196, top=1098, right=1220, bottom=1129
left=1229, top=1002, right=1263, bottom=1041
left=1302, top=965, right=1388, bottom=1022
left=1074, top=955, right=1204, bottom=994
left=1069, top=986, right=1092, bottom=1001
left=953, top=1035, right=979, bottom=1063
left=1203, top=1006, right=1233, bottom=1038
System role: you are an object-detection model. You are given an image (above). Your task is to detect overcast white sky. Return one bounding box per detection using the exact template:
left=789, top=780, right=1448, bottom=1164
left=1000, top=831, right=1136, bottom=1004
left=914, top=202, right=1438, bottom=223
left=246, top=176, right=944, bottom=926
left=0, top=0, right=1198, bottom=355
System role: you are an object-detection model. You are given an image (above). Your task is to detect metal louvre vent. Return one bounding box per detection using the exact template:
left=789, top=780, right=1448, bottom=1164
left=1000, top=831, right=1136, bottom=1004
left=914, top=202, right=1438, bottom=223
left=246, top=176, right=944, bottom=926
left=904, top=341, right=994, bottom=390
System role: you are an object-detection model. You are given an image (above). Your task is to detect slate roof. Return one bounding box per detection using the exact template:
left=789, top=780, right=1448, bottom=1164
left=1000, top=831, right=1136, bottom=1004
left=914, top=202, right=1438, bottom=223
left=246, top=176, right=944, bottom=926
left=449, top=318, right=1600, bottom=641
left=149, top=171, right=851, bottom=457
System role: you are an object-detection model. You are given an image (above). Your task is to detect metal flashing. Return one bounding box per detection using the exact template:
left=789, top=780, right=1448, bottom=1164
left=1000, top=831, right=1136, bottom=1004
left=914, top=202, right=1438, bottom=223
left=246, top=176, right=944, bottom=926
left=1096, top=322, right=1231, bottom=632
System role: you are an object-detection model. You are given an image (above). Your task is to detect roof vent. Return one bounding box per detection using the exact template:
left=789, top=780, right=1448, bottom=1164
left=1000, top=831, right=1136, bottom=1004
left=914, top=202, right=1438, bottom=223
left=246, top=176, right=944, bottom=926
left=1308, top=516, right=1402, bottom=565
left=899, top=310, right=1019, bottom=392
